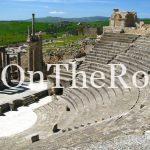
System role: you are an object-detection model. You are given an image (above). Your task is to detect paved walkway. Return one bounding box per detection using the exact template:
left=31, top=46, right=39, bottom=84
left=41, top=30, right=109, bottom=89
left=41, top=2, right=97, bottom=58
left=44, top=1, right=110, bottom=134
left=0, top=96, right=52, bottom=137
left=0, top=81, right=48, bottom=105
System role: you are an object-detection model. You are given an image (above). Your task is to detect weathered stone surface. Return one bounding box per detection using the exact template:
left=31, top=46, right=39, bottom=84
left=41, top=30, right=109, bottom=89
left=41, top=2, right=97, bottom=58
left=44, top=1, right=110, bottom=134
left=1, top=32, right=150, bottom=150
left=104, top=9, right=150, bottom=35
left=31, top=135, right=39, bottom=143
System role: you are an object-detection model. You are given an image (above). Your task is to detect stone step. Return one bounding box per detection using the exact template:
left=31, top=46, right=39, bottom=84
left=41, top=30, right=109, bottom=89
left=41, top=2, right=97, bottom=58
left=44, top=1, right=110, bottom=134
left=101, top=37, right=134, bottom=43
left=117, top=54, right=150, bottom=70
left=103, top=32, right=139, bottom=38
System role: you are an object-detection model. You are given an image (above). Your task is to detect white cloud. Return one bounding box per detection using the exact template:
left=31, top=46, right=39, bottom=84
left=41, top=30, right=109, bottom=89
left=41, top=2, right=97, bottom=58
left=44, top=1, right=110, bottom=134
left=49, top=10, right=65, bottom=14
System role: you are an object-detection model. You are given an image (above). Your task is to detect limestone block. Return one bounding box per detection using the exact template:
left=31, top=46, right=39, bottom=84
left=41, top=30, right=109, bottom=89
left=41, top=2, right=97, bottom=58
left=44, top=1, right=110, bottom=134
left=145, top=130, right=150, bottom=140
left=31, top=134, right=40, bottom=143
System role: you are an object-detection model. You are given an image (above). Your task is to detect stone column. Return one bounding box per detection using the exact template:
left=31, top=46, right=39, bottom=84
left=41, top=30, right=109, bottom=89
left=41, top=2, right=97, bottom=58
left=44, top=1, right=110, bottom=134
left=27, top=14, right=44, bottom=76
left=121, top=19, right=126, bottom=29
left=32, top=14, right=35, bottom=37
left=2, top=51, right=6, bottom=68
left=28, top=45, right=33, bottom=71
left=33, top=46, right=36, bottom=71
left=6, top=54, right=10, bottom=65
left=32, top=40, right=43, bottom=72
left=6, top=54, right=11, bottom=82
left=17, top=53, right=21, bottom=80
left=17, top=53, right=21, bottom=66
left=0, top=53, right=2, bottom=72
left=38, top=39, right=43, bottom=72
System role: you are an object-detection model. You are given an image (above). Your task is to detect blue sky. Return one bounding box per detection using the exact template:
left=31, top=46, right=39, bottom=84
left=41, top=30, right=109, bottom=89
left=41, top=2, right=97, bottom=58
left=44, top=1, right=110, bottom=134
left=0, top=0, right=150, bottom=20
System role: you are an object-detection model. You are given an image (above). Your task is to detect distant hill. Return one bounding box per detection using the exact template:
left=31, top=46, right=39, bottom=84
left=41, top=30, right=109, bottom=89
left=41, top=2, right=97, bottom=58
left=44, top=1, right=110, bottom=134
left=26, top=16, right=108, bottom=23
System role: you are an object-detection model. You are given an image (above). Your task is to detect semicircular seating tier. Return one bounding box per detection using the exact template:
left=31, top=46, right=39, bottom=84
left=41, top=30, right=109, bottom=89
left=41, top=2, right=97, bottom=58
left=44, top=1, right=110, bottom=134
left=1, top=33, right=150, bottom=150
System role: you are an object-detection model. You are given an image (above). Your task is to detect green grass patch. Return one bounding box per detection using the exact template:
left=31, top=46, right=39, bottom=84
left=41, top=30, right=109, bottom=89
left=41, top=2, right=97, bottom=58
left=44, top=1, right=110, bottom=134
left=0, top=21, right=50, bottom=46
left=0, top=20, right=108, bottom=46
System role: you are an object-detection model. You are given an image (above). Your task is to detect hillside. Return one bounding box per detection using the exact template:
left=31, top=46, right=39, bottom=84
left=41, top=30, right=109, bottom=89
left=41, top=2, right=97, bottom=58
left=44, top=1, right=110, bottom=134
left=26, top=16, right=108, bottom=23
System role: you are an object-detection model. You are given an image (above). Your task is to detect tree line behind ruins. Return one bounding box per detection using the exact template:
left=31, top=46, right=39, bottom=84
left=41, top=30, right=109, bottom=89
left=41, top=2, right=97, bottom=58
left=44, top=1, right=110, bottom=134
left=0, top=17, right=150, bottom=46
left=0, top=20, right=109, bottom=46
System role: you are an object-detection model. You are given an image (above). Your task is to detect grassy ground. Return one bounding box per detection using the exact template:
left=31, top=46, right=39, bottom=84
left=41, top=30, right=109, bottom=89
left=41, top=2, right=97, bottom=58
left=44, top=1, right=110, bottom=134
left=53, top=35, right=87, bottom=46
left=43, top=35, right=89, bottom=54
left=141, top=19, right=150, bottom=24
left=0, top=21, right=107, bottom=46
left=1, top=19, right=148, bottom=47
left=0, top=21, right=51, bottom=46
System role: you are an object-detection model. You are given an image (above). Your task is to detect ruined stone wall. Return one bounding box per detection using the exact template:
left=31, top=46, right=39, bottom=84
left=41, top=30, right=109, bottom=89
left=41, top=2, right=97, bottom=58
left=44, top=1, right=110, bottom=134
left=125, top=25, right=150, bottom=35
left=28, top=38, right=43, bottom=72
left=83, top=27, right=97, bottom=36
left=103, top=9, right=139, bottom=33
left=27, top=14, right=45, bottom=74
left=114, top=14, right=122, bottom=27
left=125, top=13, right=137, bottom=27
left=110, top=10, right=137, bottom=28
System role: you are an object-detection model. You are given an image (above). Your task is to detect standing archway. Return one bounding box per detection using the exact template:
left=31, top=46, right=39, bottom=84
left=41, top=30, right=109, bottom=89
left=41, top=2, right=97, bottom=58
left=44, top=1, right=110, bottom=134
left=114, top=14, right=122, bottom=27
left=125, top=14, right=135, bottom=27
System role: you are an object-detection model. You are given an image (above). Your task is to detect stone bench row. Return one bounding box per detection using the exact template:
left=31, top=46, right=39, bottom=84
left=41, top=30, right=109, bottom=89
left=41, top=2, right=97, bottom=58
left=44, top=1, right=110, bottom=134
left=85, top=67, right=125, bottom=94
left=101, top=33, right=138, bottom=39
left=86, top=53, right=115, bottom=60
left=0, top=101, right=64, bottom=149
left=85, top=59, right=109, bottom=64
left=97, top=41, right=129, bottom=46
left=86, top=55, right=113, bottom=62
left=94, top=45, right=129, bottom=52
left=96, top=41, right=130, bottom=47
left=125, top=52, right=150, bottom=64
left=0, top=90, right=48, bottom=115
left=103, top=32, right=139, bottom=37
left=100, top=37, right=135, bottom=43
left=88, top=49, right=119, bottom=56
left=116, top=54, right=150, bottom=71
left=128, top=48, right=150, bottom=58
left=58, top=85, right=139, bottom=134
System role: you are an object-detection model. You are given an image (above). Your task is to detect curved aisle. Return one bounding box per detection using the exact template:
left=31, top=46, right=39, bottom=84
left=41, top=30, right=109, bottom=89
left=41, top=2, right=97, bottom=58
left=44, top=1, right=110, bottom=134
left=0, top=96, right=66, bottom=150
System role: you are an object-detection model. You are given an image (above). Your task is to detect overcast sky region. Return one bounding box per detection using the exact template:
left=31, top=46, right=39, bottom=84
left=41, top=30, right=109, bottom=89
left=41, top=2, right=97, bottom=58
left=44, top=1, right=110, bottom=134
left=0, top=0, right=150, bottom=20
